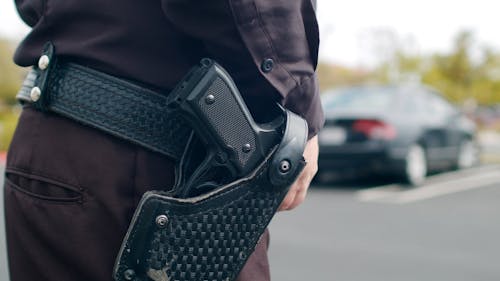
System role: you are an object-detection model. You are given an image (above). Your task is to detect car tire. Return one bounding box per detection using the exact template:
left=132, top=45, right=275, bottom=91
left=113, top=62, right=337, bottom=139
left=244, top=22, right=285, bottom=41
left=403, top=144, right=427, bottom=186
left=455, top=138, right=480, bottom=170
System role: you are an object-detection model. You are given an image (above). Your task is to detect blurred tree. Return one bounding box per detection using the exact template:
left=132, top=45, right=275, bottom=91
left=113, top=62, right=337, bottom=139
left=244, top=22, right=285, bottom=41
left=472, top=47, right=500, bottom=104
left=422, top=31, right=500, bottom=105
left=0, top=39, right=24, bottom=105
left=318, top=29, right=500, bottom=106
left=422, top=31, right=475, bottom=102
left=317, top=62, right=375, bottom=92
left=0, top=38, right=23, bottom=150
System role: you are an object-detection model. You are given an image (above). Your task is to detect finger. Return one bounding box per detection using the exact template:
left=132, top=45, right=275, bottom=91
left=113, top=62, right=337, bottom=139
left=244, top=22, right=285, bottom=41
left=279, top=176, right=304, bottom=211
left=286, top=180, right=309, bottom=210
left=279, top=173, right=309, bottom=211
left=278, top=136, right=319, bottom=211
left=285, top=173, right=312, bottom=210
left=278, top=164, right=313, bottom=211
left=278, top=185, right=298, bottom=211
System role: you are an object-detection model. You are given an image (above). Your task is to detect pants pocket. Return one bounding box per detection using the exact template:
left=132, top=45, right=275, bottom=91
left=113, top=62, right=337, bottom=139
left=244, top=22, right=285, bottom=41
left=5, top=167, right=83, bottom=204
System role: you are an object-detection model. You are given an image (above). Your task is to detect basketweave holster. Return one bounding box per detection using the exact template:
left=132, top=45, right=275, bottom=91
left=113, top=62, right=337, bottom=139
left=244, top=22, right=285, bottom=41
left=113, top=110, right=308, bottom=281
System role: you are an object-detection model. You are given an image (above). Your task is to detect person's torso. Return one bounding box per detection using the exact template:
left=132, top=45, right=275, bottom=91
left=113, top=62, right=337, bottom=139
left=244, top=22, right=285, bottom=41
left=14, top=0, right=202, bottom=90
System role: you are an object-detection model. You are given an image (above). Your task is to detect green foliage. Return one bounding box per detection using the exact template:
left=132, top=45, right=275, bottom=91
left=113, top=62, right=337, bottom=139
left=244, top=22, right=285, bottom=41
left=0, top=38, right=24, bottom=151
left=421, top=32, right=474, bottom=102
left=317, top=63, right=376, bottom=92
left=319, top=30, right=500, bottom=106
left=0, top=106, right=20, bottom=151
left=0, top=39, right=25, bottom=105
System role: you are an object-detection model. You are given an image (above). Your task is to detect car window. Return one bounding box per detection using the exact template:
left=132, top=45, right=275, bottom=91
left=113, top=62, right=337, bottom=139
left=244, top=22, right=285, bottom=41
left=402, top=90, right=425, bottom=115
left=423, top=91, right=456, bottom=119
left=322, top=87, right=394, bottom=112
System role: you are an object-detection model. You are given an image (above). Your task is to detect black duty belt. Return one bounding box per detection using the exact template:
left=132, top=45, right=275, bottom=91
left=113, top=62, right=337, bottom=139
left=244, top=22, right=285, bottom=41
left=16, top=43, right=191, bottom=161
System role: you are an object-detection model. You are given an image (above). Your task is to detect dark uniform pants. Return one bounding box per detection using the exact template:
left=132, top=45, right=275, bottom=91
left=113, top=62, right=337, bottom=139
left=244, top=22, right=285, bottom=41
left=4, top=106, right=270, bottom=281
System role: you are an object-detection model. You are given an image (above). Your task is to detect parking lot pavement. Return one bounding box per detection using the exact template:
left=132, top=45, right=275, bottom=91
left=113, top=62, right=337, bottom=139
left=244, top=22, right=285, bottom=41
left=355, top=165, right=500, bottom=204
left=1, top=165, right=499, bottom=281
left=269, top=165, right=500, bottom=281
left=0, top=172, right=8, bottom=281
left=479, top=131, right=500, bottom=164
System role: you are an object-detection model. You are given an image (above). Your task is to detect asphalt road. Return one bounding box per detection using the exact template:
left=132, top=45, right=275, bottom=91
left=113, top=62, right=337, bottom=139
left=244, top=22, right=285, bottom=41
left=269, top=165, right=500, bottom=281
left=1, top=165, right=499, bottom=281
left=0, top=171, right=7, bottom=281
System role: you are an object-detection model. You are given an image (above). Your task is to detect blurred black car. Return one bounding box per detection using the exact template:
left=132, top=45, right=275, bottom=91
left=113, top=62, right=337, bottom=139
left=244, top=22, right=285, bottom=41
left=317, top=84, right=479, bottom=185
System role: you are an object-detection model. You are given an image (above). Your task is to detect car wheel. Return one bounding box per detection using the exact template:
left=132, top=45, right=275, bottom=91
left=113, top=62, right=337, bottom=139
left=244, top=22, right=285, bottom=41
left=455, top=139, right=480, bottom=169
left=403, top=144, right=427, bottom=186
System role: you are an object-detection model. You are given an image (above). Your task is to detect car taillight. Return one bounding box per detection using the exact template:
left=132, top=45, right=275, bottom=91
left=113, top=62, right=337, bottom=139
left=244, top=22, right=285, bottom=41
left=352, top=119, right=396, bottom=140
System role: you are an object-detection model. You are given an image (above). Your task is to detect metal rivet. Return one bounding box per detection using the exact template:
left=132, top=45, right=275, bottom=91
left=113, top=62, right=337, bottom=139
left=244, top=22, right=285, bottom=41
left=205, top=94, right=215, bottom=105
left=242, top=143, right=252, bottom=153
left=123, top=269, right=136, bottom=280
left=239, top=252, right=246, bottom=260
left=38, top=55, right=50, bottom=70
left=261, top=58, right=274, bottom=73
left=30, top=87, right=41, bottom=102
left=155, top=215, right=169, bottom=228
left=200, top=58, right=212, bottom=67
left=279, top=160, right=291, bottom=173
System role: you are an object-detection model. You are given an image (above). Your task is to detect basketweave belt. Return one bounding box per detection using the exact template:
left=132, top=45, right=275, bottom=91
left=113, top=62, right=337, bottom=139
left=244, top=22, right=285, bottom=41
left=16, top=43, right=191, bottom=161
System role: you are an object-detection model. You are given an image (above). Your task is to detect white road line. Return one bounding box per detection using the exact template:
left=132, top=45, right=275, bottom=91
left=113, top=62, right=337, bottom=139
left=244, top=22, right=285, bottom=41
left=355, top=184, right=402, bottom=202
left=391, top=171, right=500, bottom=204
left=423, top=165, right=499, bottom=183
left=356, top=166, right=500, bottom=204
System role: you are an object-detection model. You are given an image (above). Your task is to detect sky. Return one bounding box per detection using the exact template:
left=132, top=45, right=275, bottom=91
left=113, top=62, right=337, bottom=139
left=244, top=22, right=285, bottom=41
left=316, top=0, right=499, bottom=67
left=1, top=0, right=499, bottom=68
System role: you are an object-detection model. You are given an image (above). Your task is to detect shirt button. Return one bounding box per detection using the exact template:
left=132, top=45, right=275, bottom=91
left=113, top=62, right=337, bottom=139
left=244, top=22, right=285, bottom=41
left=261, top=58, right=274, bottom=73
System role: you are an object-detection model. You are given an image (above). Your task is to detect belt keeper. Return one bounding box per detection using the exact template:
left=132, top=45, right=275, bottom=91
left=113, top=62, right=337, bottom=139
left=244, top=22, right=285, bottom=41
left=31, top=41, right=56, bottom=111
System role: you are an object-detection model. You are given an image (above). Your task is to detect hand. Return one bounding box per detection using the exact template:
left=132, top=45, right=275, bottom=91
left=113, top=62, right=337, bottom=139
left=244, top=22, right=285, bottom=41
left=278, top=135, right=319, bottom=211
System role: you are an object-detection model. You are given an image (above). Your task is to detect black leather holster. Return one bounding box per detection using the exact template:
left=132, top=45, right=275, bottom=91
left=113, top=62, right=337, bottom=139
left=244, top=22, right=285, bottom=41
left=113, top=110, right=308, bottom=281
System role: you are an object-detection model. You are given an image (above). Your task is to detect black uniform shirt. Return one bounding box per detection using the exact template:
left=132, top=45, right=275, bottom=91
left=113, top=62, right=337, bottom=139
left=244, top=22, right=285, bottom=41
left=14, top=0, right=324, bottom=137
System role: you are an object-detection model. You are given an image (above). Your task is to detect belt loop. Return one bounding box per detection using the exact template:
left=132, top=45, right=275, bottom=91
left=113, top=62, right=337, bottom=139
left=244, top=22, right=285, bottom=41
left=31, top=41, right=56, bottom=111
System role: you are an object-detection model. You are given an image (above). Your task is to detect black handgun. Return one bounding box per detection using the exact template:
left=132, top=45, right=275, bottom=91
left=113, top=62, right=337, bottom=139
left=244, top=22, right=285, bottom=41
left=113, top=59, right=308, bottom=281
left=167, top=58, right=284, bottom=197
